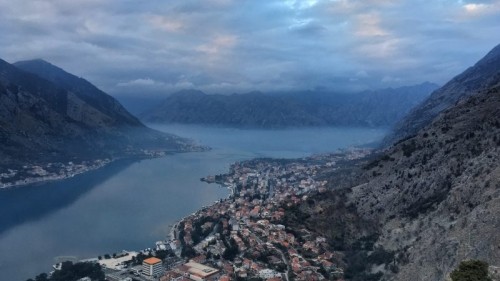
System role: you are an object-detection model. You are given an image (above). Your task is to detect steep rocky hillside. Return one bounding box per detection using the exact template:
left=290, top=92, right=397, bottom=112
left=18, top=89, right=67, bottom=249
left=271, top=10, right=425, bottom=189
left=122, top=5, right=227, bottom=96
left=284, top=46, right=500, bottom=280
left=286, top=83, right=500, bottom=281
left=0, top=59, right=195, bottom=184
left=14, top=59, right=142, bottom=127
left=387, top=43, right=500, bottom=143
left=351, top=83, right=500, bottom=280
left=141, top=83, right=437, bottom=128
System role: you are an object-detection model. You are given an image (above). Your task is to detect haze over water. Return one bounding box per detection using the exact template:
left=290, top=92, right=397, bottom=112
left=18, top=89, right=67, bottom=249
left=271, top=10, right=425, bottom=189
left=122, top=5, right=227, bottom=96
left=0, top=125, right=386, bottom=281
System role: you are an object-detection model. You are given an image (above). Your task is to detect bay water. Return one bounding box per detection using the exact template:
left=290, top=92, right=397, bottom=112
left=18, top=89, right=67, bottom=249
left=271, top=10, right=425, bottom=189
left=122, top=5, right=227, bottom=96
left=0, top=125, right=387, bottom=280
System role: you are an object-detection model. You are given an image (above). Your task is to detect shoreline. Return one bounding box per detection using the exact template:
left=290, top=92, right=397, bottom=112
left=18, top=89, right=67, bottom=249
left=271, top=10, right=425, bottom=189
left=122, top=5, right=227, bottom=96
left=166, top=180, right=234, bottom=256
left=0, top=148, right=205, bottom=190
left=3, top=127, right=385, bottom=280
left=165, top=148, right=371, bottom=267
left=0, top=159, right=114, bottom=189
left=25, top=147, right=372, bottom=280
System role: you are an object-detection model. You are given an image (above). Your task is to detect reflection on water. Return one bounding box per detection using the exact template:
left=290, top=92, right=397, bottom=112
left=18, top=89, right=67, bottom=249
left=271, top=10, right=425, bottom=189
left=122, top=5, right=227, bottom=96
left=0, top=160, right=134, bottom=236
left=0, top=125, right=387, bottom=281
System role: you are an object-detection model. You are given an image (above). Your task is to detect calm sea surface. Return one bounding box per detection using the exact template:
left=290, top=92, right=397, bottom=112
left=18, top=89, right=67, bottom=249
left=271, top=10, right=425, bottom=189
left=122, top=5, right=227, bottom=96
left=0, top=125, right=387, bottom=280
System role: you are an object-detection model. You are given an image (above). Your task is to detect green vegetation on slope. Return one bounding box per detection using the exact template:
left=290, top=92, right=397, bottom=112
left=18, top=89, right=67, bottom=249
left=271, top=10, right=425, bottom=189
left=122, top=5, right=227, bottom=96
left=451, top=260, right=492, bottom=281
left=26, top=261, right=105, bottom=281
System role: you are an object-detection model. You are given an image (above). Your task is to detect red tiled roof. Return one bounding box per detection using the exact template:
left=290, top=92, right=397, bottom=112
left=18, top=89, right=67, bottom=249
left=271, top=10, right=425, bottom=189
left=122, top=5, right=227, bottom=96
left=143, top=257, right=162, bottom=265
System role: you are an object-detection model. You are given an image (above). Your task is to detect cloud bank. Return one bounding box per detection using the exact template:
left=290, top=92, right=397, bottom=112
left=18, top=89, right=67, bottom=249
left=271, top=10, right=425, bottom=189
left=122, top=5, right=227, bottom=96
left=1, top=0, right=499, bottom=97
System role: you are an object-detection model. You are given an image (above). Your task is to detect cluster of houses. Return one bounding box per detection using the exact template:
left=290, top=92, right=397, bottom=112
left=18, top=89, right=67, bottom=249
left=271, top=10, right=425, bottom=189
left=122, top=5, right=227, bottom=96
left=0, top=159, right=112, bottom=188
left=101, top=150, right=371, bottom=281
left=164, top=152, right=369, bottom=280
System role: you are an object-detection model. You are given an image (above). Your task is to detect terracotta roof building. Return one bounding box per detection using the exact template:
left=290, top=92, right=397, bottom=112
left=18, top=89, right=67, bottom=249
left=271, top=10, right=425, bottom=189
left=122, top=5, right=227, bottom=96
left=143, top=257, right=163, bottom=277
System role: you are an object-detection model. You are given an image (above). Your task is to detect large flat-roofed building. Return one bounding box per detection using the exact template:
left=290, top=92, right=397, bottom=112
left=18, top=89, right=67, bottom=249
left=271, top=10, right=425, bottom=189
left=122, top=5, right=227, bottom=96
left=143, top=257, right=163, bottom=277
left=184, top=261, right=219, bottom=281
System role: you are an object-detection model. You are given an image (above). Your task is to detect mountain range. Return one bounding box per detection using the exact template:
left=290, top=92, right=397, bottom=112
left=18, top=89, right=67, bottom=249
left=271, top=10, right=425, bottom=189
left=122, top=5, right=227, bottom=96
left=140, top=83, right=438, bottom=128
left=0, top=59, right=196, bottom=187
left=2, top=42, right=500, bottom=280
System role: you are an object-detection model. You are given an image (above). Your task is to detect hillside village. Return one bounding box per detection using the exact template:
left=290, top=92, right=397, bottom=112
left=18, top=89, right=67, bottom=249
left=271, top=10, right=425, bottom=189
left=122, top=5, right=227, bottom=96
left=163, top=149, right=370, bottom=281
left=55, top=149, right=370, bottom=281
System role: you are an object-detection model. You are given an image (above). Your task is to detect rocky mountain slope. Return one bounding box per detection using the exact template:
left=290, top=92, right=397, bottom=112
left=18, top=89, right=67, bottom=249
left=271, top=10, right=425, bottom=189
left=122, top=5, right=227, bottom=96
left=0, top=59, right=195, bottom=186
left=353, top=84, right=500, bottom=280
left=285, top=45, right=500, bottom=280
left=387, top=43, right=500, bottom=143
left=141, top=83, right=438, bottom=128
left=14, top=59, right=142, bottom=127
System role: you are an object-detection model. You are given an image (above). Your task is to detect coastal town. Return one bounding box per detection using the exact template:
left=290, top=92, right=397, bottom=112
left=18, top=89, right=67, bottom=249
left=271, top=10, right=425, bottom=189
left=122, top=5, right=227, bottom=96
left=45, top=149, right=372, bottom=281
left=0, top=159, right=112, bottom=189
left=0, top=147, right=197, bottom=189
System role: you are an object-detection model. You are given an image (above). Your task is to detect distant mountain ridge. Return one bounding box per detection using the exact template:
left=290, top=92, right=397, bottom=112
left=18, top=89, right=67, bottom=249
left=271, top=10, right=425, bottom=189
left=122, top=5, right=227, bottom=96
left=141, top=83, right=439, bottom=128
left=0, top=59, right=195, bottom=187
left=387, top=43, right=500, bottom=143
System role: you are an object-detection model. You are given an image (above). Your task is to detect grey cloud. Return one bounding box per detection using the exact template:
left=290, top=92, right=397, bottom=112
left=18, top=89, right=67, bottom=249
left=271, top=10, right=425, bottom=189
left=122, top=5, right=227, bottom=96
left=289, top=20, right=327, bottom=36
left=0, top=0, right=499, bottom=97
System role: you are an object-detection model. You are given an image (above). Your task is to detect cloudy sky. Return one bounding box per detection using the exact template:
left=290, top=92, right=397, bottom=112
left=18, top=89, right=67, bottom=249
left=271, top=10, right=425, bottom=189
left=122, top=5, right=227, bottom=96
left=1, top=0, right=499, bottom=97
